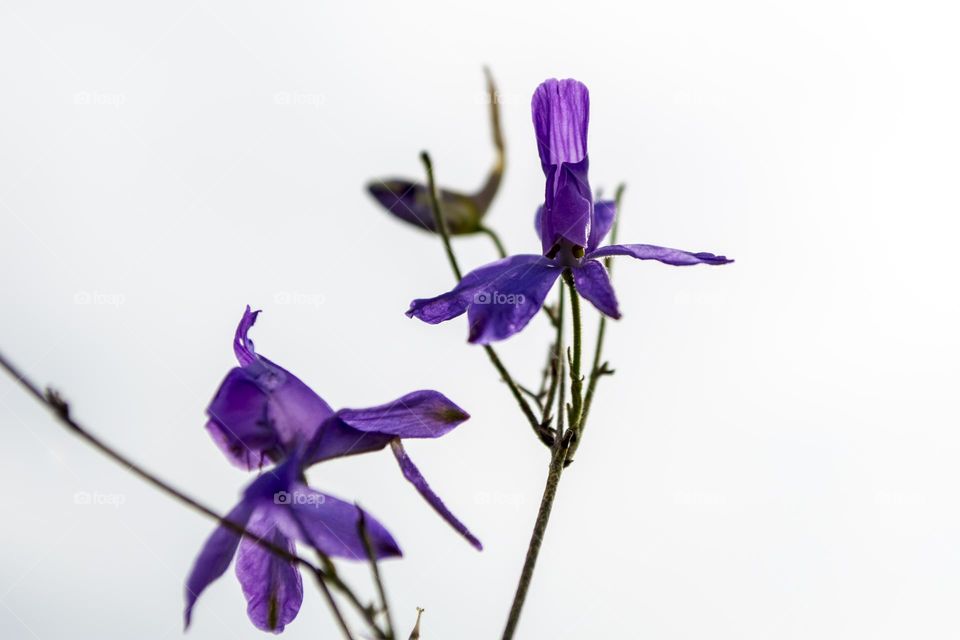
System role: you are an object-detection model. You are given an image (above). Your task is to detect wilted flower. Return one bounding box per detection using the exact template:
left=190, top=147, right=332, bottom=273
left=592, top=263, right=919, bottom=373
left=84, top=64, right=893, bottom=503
left=368, top=68, right=504, bottom=235
left=406, top=78, right=733, bottom=344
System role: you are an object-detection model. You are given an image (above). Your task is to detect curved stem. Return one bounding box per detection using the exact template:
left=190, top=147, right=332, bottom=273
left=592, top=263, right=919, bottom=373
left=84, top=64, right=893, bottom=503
left=421, top=151, right=550, bottom=446
left=0, top=350, right=364, bottom=640
left=420, top=151, right=462, bottom=280
left=478, top=225, right=507, bottom=259
left=359, top=511, right=395, bottom=639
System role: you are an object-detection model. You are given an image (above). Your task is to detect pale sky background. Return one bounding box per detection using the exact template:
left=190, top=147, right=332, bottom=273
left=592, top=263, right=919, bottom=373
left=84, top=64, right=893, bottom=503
left=2, top=1, right=959, bottom=638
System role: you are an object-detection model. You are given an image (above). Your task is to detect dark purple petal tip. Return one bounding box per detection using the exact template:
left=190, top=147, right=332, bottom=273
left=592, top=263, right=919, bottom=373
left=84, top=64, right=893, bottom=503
left=234, top=305, right=261, bottom=366
left=336, top=390, right=469, bottom=439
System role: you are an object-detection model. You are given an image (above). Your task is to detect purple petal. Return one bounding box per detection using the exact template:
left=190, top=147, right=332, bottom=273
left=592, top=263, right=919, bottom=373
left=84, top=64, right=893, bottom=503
left=587, top=243, right=734, bottom=266
left=233, top=305, right=260, bottom=366
left=262, top=357, right=336, bottom=447
left=391, top=440, right=482, bottom=550
left=206, top=356, right=335, bottom=469
left=572, top=259, right=621, bottom=318
left=184, top=500, right=256, bottom=629
left=532, top=79, right=589, bottom=169
left=214, top=309, right=336, bottom=465
left=278, top=485, right=402, bottom=560
left=588, top=200, right=616, bottom=253
left=206, top=368, right=283, bottom=470
left=464, top=261, right=562, bottom=344
left=539, top=161, right=592, bottom=254
left=303, top=416, right=396, bottom=465
left=337, top=390, right=469, bottom=439
left=407, top=254, right=562, bottom=344
left=235, top=509, right=303, bottom=633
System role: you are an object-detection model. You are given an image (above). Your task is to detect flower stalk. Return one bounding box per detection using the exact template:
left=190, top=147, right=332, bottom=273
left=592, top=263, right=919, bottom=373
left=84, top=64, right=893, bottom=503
left=0, top=349, right=367, bottom=640
left=420, top=151, right=552, bottom=446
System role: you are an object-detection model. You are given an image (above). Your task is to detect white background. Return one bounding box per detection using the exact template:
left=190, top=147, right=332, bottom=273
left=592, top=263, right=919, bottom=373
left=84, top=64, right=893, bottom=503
left=2, top=1, right=959, bottom=638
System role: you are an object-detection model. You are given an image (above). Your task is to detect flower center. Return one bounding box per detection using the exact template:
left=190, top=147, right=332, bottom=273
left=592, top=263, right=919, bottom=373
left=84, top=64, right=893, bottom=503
left=551, top=241, right=584, bottom=267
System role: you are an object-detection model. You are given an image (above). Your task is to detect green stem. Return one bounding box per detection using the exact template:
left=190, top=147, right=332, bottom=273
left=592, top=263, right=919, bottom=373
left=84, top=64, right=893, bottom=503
left=540, top=285, right=564, bottom=425
left=359, top=511, right=395, bottom=639
left=483, top=345, right=553, bottom=445
left=420, top=151, right=550, bottom=446
left=563, top=270, right=584, bottom=430
left=501, top=329, right=568, bottom=640
left=566, top=184, right=625, bottom=466
left=420, top=151, right=462, bottom=280
left=478, top=225, right=507, bottom=259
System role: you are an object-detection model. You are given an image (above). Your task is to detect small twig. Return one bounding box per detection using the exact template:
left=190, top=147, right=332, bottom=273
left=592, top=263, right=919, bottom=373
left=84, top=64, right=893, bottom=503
left=502, top=343, right=569, bottom=639
left=408, top=607, right=425, bottom=640
left=0, top=350, right=361, bottom=640
left=358, top=509, right=395, bottom=640
left=421, top=151, right=551, bottom=447
left=540, top=286, right=565, bottom=426
left=478, top=225, right=507, bottom=259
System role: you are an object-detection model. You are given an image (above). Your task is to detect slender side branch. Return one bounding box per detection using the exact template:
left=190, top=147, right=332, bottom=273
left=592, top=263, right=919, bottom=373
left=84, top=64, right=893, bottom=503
left=421, top=152, right=463, bottom=280
left=420, top=151, right=551, bottom=447
left=540, top=285, right=564, bottom=426
left=359, top=509, right=395, bottom=639
left=478, top=225, right=508, bottom=259
left=0, top=350, right=361, bottom=640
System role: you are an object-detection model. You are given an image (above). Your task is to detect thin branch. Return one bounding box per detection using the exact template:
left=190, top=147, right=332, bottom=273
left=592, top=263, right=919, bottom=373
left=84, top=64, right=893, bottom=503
left=408, top=607, right=425, bottom=640
left=420, top=151, right=551, bottom=447
left=540, top=285, right=564, bottom=426
left=0, top=350, right=360, bottom=640
left=501, top=339, right=569, bottom=640
left=478, top=225, right=507, bottom=259
left=359, top=509, right=395, bottom=640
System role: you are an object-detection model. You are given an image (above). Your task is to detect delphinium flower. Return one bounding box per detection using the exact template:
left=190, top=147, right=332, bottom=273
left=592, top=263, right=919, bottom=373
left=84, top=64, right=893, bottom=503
left=406, top=78, right=733, bottom=344
left=186, top=306, right=480, bottom=632
left=368, top=68, right=505, bottom=236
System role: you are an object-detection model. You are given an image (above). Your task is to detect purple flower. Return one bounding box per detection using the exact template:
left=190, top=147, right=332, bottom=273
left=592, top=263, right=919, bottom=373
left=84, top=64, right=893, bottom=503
left=184, top=452, right=401, bottom=633
left=406, top=78, right=733, bottom=344
left=187, top=307, right=481, bottom=631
